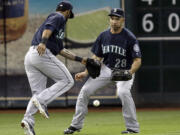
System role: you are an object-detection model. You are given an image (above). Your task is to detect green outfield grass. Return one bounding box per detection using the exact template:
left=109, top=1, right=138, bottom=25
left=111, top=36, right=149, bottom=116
left=67, top=9, right=109, bottom=42
left=0, top=109, right=180, bottom=135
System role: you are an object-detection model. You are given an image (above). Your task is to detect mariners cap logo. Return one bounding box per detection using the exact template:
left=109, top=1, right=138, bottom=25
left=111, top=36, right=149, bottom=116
left=114, top=8, right=117, bottom=13
left=108, top=8, right=125, bottom=18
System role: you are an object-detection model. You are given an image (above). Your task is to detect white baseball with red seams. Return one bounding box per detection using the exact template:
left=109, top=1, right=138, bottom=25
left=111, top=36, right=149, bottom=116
left=93, top=100, right=100, bottom=107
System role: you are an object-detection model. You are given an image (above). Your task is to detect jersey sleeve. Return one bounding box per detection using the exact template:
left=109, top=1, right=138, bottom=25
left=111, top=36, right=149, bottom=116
left=130, top=39, right=142, bottom=58
left=91, top=34, right=103, bottom=57
left=44, top=14, right=64, bottom=32
left=58, top=39, right=64, bottom=50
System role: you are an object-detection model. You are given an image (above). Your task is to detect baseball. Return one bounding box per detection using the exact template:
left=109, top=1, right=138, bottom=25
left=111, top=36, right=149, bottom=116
left=93, top=100, right=100, bottom=107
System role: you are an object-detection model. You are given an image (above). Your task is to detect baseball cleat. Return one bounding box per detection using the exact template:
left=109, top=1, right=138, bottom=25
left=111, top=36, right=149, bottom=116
left=121, top=129, right=139, bottom=134
left=64, top=126, right=80, bottom=134
left=21, top=120, right=36, bottom=135
left=32, top=96, right=49, bottom=119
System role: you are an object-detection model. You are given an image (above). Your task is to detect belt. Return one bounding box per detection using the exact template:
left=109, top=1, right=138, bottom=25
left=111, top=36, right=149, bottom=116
left=31, top=45, right=38, bottom=49
left=30, top=45, right=54, bottom=55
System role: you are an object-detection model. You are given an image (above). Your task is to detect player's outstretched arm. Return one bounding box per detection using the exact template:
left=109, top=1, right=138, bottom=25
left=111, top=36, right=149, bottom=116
left=129, top=58, right=141, bottom=74
left=75, top=54, right=102, bottom=81
left=75, top=71, right=88, bottom=81
left=91, top=55, right=102, bottom=62
left=80, top=54, right=102, bottom=80
left=59, top=48, right=87, bottom=65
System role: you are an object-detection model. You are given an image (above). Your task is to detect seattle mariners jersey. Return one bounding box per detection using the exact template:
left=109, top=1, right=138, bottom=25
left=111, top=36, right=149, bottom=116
left=31, top=12, right=66, bottom=55
left=91, top=28, right=142, bottom=70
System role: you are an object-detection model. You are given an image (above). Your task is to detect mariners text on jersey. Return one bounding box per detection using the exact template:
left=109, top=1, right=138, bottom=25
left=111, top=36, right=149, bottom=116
left=91, top=28, right=142, bottom=70
left=102, top=44, right=126, bottom=56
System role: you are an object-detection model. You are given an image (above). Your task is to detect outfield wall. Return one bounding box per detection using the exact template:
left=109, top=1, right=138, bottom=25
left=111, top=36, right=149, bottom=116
left=1, top=0, right=180, bottom=108
left=1, top=73, right=180, bottom=108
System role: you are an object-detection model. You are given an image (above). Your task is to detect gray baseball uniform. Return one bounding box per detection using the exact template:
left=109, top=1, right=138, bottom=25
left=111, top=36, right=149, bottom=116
left=23, top=46, right=74, bottom=126
left=69, top=27, right=141, bottom=132
left=22, top=2, right=74, bottom=128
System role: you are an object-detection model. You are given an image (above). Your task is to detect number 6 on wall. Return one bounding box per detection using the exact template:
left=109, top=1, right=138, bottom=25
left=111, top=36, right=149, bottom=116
left=142, top=13, right=154, bottom=33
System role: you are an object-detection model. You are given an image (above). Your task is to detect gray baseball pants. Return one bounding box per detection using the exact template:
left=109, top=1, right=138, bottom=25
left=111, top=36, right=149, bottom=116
left=70, top=65, right=139, bottom=132
left=23, top=46, right=74, bottom=126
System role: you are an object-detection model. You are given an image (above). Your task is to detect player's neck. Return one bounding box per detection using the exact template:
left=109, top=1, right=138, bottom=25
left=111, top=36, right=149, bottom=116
left=110, top=27, right=123, bottom=34
left=59, top=11, right=68, bottom=19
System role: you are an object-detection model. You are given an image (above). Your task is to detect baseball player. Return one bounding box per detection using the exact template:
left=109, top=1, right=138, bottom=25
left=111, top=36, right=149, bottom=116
left=20, top=1, right=88, bottom=135
left=64, top=8, right=141, bottom=134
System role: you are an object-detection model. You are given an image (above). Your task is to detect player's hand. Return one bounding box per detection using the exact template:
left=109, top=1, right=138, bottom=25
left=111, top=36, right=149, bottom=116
left=81, top=57, right=87, bottom=65
left=37, top=43, right=46, bottom=56
left=75, top=71, right=88, bottom=81
left=129, top=70, right=133, bottom=75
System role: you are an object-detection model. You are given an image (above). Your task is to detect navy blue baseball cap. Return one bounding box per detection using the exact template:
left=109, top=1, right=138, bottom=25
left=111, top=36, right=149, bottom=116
left=108, top=8, right=124, bottom=18
left=57, top=1, right=74, bottom=18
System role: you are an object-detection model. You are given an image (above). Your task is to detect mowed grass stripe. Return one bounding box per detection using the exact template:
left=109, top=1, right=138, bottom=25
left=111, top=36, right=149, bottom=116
left=0, top=110, right=179, bottom=135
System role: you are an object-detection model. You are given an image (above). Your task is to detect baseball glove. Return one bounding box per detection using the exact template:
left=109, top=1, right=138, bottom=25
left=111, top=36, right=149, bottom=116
left=111, top=69, right=132, bottom=81
left=86, top=58, right=101, bottom=79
